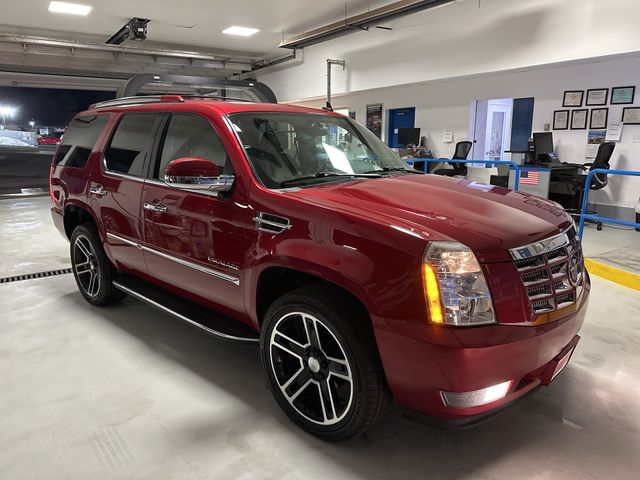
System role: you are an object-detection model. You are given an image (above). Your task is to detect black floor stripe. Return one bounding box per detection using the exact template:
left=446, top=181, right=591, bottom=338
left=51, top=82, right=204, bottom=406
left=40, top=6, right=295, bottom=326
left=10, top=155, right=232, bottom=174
left=0, top=268, right=73, bottom=284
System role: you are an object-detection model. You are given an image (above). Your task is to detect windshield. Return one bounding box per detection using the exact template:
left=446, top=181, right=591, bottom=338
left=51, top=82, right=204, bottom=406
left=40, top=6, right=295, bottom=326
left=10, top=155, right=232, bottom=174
left=228, top=112, right=414, bottom=188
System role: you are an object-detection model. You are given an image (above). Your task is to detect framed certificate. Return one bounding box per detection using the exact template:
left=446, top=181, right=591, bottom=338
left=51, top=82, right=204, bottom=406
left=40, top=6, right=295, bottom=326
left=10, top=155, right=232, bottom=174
left=571, top=109, right=588, bottom=130
left=586, top=88, right=608, bottom=106
left=563, top=90, right=584, bottom=107
left=622, top=107, right=640, bottom=125
left=611, top=86, right=635, bottom=105
left=590, top=108, right=608, bottom=129
left=553, top=110, right=569, bottom=130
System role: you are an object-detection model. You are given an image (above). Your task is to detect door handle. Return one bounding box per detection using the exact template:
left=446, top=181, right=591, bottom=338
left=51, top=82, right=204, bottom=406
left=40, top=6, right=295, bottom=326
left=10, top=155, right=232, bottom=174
left=143, top=201, right=167, bottom=213
left=89, top=185, right=107, bottom=196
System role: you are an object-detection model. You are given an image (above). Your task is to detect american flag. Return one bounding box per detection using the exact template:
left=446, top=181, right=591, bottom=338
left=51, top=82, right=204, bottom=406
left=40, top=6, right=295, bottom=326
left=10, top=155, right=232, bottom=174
left=520, top=170, right=540, bottom=186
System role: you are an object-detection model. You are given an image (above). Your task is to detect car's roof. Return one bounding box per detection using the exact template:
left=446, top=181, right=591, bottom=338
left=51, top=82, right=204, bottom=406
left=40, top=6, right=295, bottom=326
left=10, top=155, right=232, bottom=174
left=87, top=98, right=335, bottom=117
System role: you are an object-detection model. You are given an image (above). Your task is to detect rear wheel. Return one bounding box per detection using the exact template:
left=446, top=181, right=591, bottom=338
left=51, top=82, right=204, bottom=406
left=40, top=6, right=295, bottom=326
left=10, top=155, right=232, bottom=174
left=70, top=224, right=125, bottom=306
left=260, top=286, right=390, bottom=441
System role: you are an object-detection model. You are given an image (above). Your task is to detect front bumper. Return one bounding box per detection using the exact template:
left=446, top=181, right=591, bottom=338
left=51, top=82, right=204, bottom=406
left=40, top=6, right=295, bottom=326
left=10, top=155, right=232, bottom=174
left=374, top=277, right=589, bottom=421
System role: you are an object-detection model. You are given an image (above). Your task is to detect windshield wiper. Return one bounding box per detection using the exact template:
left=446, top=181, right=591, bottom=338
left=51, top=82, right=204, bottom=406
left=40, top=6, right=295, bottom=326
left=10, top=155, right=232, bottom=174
left=279, top=171, right=381, bottom=188
left=361, top=166, right=423, bottom=175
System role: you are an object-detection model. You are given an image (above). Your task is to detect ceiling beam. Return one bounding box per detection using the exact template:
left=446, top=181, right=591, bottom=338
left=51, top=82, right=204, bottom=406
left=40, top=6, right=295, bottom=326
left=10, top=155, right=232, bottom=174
left=279, top=0, right=459, bottom=49
left=0, top=34, right=258, bottom=68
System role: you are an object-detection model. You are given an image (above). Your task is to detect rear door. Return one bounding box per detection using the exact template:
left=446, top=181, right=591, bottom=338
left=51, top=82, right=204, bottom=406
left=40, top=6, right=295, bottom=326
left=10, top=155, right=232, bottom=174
left=140, top=112, right=247, bottom=315
left=91, top=113, right=162, bottom=275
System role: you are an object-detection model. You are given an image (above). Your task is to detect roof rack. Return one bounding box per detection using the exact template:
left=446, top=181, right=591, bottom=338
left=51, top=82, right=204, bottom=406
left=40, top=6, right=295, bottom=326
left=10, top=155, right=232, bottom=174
left=115, top=73, right=277, bottom=103
left=90, top=94, right=184, bottom=110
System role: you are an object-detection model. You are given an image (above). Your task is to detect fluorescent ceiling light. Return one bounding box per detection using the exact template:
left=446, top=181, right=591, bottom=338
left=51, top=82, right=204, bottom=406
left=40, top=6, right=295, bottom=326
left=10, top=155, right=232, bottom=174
left=48, top=1, right=93, bottom=16
left=222, top=26, right=260, bottom=37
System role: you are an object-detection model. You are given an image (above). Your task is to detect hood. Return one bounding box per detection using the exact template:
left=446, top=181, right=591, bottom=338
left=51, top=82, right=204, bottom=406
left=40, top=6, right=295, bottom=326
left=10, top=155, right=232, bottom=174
left=284, top=175, right=572, bottom=263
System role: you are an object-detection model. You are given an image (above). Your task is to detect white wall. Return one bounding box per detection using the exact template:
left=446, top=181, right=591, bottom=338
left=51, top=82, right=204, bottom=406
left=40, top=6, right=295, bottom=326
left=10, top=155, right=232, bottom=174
left=266, top=56, right=640, bottom=208
left=259, top=0, right=640, bottom=103
left=255, top=0, right=640, bottom=210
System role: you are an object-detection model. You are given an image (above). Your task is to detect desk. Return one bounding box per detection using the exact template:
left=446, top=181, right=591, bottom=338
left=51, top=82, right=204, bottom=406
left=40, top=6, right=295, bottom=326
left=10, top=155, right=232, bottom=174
left=508, top=167, right=551, bottom=198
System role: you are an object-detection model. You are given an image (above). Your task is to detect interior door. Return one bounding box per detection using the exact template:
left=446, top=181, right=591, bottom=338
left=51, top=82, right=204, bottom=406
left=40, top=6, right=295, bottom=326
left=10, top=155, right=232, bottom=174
left=141, top=113, right=246, bottom=314
left=387, top=107, right=416, bottom=148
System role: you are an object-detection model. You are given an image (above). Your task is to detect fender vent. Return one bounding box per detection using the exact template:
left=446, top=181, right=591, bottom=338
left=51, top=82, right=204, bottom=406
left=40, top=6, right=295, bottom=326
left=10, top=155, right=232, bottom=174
left=253, top=212, right=292, bottom=234
left=0, top=268, right=73, bottom=284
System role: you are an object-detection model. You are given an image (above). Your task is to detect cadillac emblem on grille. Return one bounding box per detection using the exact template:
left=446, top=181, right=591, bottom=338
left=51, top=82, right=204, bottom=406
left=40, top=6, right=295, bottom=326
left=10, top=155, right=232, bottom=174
left=509, top=227, right=585, bottom=314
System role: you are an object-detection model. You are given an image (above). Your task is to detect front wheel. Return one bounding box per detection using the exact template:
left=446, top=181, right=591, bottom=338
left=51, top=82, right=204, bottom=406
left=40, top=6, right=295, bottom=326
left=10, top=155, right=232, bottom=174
left=70, top=224, right=126, bottom=306
left=260, top=286, right=390, bottom=441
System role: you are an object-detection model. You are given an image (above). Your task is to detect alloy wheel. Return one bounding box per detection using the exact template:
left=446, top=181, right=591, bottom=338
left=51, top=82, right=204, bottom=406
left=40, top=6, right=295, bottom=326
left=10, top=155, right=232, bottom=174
left=269, top=312, right=354, bottom=425
left=73, top=234, right=101, bottom=297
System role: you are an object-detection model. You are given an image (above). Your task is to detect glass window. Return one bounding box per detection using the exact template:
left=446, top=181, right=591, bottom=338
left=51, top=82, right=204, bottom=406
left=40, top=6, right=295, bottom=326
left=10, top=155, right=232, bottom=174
left=155, top=114, right=231, bottom=179
left=228, top=112, right=412, bottom=189
left=54, top=115, right=108, bottom=167
left=104, top=114, right=158, bottom=176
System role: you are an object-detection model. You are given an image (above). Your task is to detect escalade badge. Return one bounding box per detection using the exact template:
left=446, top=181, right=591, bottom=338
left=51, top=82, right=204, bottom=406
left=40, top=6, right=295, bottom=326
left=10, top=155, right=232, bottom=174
left=207, top=257, right=239, bottom=271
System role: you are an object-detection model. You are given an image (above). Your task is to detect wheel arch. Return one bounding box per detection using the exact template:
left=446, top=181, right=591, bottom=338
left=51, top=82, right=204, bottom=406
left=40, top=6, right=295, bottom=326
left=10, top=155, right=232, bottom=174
left=250, top=261, right=377, bottom=330
left=63, top=201, right=98, bottom=240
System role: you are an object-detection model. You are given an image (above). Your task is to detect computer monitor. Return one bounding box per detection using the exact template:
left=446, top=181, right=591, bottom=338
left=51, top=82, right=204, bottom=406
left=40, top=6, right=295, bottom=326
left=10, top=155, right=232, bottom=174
left=397, top=128, right=421, bottom=147
left=533, top=132, right=557, bottom=162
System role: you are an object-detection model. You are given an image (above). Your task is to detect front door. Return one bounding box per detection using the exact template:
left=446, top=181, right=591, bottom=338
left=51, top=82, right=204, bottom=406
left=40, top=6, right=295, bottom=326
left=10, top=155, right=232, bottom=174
left=141, top=113, right=247, bottom=315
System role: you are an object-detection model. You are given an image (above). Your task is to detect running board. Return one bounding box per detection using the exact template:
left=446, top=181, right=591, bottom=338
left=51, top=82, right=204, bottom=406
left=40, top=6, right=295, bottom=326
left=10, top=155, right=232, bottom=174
left=113, top=275, right=259, bottom=343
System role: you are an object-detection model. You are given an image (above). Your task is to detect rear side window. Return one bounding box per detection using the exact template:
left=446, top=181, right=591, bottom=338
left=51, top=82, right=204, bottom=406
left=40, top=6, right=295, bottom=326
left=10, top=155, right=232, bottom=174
left=105, top=114, right=158, bottom=176
left=54, top=115, right=108, bottom=167
left=154, top=114, right=231, bottom=179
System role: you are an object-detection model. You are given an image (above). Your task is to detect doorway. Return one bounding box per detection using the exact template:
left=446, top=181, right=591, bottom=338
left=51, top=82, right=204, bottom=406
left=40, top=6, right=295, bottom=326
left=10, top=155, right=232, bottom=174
left=470, top=97, right=534, bottom=161
left=387, top=107, right=416, bottom=148
left=471, top=98, right=513, bottom=160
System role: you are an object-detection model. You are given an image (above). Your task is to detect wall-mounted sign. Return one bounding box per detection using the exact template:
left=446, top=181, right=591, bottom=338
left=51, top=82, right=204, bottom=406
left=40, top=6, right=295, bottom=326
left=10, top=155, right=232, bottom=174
left=622, top=107, right=640, bottom=124
left=563, top=90, right=584, bottom=107
left=590, top=108, right=609, bottom=129
left=611, top=86, right=636, bottom=105
left=553, top=110, right=569, bottom=130
left=366, top=103, right=383, bottom=139
left=586, top=88, right=609, bottom=106
left=570, top=109, right=588, bottom=130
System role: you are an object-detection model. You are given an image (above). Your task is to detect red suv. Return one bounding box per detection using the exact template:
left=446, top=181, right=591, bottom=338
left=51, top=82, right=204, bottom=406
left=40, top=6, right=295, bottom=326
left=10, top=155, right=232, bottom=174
left=50, top=94, right=589, bottom=440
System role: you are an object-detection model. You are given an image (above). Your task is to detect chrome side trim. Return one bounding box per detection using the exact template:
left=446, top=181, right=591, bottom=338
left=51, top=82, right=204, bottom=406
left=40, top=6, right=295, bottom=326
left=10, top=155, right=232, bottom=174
left=102, top=169, right=146, bottom=184
left=105, top=232, right=240, bottom=286
left=141, top=245, right=240, bottom=286
left=106, top=231, right=140, bottom=248
left=509, top=229, right=572, bottom=260
left=112, top=281, right=257, bottom=343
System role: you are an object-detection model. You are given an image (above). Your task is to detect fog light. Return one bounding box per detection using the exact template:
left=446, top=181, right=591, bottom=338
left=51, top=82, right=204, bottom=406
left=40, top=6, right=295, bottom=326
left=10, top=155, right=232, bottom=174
left=441, top=380, right=512, bottom=408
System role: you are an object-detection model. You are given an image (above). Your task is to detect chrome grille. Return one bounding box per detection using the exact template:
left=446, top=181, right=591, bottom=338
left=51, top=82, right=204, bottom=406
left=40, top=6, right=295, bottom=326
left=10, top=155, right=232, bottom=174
left=510, top=227, right=584, bottom=314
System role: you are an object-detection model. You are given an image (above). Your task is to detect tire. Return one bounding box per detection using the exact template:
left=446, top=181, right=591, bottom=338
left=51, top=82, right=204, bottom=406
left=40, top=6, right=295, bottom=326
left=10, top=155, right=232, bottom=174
left=70, top=224, right=126, bottom=306
left=260, top=285, right=390, bottom=441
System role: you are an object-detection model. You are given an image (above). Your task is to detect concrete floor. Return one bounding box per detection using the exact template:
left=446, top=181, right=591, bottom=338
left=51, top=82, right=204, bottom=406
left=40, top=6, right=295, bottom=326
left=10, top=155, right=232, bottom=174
left=1, top=197, right=640, bottom=479
left=581, top=223, right=640, bottom=275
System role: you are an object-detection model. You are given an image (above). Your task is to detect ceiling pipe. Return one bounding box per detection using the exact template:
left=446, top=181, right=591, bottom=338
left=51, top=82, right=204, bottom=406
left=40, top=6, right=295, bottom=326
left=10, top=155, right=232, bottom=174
left=279, top=0, right=458, bottom=49
left=0, top=34, right=257, bottom=67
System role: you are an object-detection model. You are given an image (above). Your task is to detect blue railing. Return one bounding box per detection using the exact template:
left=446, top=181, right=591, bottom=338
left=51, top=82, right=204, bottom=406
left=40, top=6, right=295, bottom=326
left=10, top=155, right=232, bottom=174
left=578, top=168, right=640, bottom=238
left=404, top=158, right=523, bottom=191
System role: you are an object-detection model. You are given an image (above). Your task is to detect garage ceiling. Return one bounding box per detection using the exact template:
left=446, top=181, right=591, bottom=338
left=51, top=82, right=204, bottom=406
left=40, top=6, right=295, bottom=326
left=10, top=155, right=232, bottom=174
left=0, top=0, right=393, bottom=55
left=0, top=0, right=395, bottom=86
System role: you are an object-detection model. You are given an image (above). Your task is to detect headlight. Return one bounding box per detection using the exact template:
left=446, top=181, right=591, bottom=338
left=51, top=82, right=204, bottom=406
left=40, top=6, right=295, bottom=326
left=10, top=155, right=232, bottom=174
left=422, top=241, right=496, bottom=326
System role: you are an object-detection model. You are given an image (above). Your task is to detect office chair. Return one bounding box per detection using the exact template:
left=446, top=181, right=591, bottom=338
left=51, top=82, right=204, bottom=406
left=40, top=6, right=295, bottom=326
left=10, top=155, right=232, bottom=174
left=434, top=141, right=473, bottom=176
left=561, top=142, right=615, bottom=230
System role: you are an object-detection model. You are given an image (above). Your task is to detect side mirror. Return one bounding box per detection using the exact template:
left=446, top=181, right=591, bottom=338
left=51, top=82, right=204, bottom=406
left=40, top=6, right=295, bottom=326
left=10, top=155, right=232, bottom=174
left=164, top=157, right=234, bottom=194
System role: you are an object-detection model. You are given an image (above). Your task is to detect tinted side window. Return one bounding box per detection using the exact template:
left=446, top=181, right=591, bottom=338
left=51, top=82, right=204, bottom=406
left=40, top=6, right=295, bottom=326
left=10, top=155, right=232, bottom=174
left=155, top=114, right=231, bottom=179
left=105, top=114, right=158, bottom=176
left=55, top=115, right=108, bottom=167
